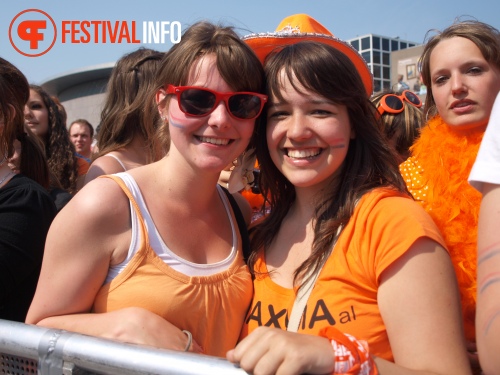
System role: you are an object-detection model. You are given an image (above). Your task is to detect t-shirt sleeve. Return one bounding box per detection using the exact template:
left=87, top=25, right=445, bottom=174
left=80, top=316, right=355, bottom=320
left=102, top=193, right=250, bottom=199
left=469, top=92, right=500, bottom=192
left=357, top=194, right=446, bottom=285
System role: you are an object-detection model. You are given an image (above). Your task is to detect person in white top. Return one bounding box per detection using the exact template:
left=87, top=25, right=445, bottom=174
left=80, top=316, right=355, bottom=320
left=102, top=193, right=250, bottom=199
left=469, top=91, right=500, bottom=375
left=84, top=47, right=163, bottom=184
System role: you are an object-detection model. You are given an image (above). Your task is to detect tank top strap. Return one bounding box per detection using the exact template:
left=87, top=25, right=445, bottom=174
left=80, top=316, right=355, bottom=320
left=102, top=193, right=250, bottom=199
left=99, top=174, right=150, bottom=249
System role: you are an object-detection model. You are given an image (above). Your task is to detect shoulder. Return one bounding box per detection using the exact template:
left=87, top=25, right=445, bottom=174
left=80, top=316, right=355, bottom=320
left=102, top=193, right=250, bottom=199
left=355, top=188, right=439, bottom=235
left=85, top=155, right=126, bottom=185
left=61, top=176, right=130, bottom=228
left=1, top=175, right=56, bottom=211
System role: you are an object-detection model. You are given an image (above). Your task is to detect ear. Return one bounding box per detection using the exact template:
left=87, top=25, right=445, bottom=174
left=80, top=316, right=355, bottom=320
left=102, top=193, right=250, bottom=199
left=156, top=88, right=167, bottom=118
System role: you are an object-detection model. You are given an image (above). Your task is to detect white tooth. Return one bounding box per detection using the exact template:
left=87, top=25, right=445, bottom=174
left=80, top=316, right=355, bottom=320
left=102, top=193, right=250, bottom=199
left=287, top=149, right=320, bottom=158
left=200, top=136, right=229, bottom=145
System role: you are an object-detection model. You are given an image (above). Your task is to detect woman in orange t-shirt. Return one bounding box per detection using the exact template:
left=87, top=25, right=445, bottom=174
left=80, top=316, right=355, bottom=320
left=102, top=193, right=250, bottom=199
left=227, top=14, right=471, bottom=375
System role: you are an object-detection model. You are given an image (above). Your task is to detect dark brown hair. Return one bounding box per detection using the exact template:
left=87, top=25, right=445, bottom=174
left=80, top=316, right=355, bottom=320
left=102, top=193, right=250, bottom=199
left=250, top=42, right=408, bottom=287
left=0, top=59, right=50, bottom=189
left=30, top=85, right=78, bottom=193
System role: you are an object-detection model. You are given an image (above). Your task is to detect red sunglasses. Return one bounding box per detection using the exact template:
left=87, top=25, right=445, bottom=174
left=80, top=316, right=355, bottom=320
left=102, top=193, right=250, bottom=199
left=166, top=85, right=268, bottom=120
left=377, top=90, right=422, bottom=116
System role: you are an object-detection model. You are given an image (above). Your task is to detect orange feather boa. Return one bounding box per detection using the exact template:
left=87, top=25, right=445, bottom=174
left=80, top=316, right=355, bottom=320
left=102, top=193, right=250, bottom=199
left=400, top=115, right=483, bottom=341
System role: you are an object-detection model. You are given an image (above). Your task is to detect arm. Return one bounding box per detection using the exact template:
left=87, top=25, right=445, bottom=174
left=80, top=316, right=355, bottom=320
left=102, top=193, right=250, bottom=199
left=228, top=238, right=471, bottom=375
left=476, top=182, right=500, bottom=375
left=375, top=237, right=471, bottom=375
left=25, top=178, right=196, bottom=352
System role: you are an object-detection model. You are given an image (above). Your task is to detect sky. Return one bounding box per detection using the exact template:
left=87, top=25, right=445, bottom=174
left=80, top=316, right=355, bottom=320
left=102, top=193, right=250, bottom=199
left=1, top=0, right=500, bottom=85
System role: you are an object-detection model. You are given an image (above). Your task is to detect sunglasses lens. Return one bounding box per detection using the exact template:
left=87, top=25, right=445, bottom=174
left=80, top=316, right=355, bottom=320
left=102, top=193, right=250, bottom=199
left=179, top=88, right=216, bottom=116
left=404, top=91, right=421, bottom=106
left=228, top=94, right=262, bottom=119
left=385, top=95, right=404, bottom=111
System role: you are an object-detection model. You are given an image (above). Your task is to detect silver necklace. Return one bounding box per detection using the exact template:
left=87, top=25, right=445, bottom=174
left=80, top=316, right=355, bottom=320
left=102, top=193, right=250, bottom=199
left=0, top=171, right=14, bottom=186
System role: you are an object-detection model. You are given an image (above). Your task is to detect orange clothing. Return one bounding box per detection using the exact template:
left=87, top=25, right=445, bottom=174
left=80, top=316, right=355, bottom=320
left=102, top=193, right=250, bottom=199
left=241, top=188, right=446, bottom=361
left=76, top=156, right=90, bottom=176
left=399, top=115, right=483, bottom=341
left=92, top=176, right=253, bottom=357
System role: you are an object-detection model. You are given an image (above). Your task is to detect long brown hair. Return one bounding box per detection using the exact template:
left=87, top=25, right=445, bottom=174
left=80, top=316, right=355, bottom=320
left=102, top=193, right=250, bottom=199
left=29, top=85, right=78, bottom=193
left=96, top=47, right=163, bottom=161
left=419, top=19, right=500, bottom=120
left=0, top=59, right=50, bottom=189
left=250, top=42, right=409, bottom=287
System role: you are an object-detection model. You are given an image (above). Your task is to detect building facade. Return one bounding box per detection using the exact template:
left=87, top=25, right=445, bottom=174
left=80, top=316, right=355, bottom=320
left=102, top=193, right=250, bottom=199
left=347, top=34, right=419, bottom=94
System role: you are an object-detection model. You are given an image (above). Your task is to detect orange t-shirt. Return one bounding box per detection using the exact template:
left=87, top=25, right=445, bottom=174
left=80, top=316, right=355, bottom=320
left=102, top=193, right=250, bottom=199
left=241, top=188, right=446, bottom=361
left=92, top=176, right=253, bottom=357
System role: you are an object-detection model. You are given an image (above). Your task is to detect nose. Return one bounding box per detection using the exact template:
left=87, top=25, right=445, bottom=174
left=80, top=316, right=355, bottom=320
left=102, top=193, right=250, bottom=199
left=287, top=113, right=311, bottom=140
left=207, top=100, right=232, bottom=130
left=24, top=105, right=32, bottom=119
left=450, top=73, right=467, bottom=95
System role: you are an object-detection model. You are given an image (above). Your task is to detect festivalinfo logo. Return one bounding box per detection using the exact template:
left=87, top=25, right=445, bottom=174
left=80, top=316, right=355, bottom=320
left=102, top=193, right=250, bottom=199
left=9, top=9, right=182, bottom=57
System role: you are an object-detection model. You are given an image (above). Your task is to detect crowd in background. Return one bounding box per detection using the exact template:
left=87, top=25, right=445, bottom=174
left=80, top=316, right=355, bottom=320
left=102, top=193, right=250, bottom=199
left=2, top=13, right=500, bottom=375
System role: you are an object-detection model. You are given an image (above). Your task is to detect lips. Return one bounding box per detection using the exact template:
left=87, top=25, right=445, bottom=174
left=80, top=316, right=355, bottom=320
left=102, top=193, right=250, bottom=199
left=450, top=99, right=475, bottom=109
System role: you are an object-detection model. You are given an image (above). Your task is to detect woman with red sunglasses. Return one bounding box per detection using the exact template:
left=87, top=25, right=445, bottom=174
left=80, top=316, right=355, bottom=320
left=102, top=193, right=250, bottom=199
left=400, top=19, right=500, bottom=374
left=26, top=21, right=266, bottom=357
left=371, top=89, right=424, bottom=163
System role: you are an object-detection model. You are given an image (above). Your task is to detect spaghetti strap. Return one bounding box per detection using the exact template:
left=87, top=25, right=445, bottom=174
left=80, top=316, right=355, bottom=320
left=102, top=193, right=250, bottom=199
left=99, top=174, right=150, bottom=249
left=102, top=154, right=127, bottom=171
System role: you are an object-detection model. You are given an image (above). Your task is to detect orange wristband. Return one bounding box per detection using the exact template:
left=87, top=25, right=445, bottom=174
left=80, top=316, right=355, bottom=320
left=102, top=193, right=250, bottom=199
left=319, top=326, right=378, bottom=375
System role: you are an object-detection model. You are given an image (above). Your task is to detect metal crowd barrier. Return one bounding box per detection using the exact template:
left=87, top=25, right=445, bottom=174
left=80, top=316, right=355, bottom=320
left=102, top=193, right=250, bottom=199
left=0, top=319, right=248, bottom=375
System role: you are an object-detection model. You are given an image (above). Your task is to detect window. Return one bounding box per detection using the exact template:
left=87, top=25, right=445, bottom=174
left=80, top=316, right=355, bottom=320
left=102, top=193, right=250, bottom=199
left=383, top=80, right=391, bottom=90
left=372, top=36, right=380, bottom=50
left=373, top=65, right=381, bottom=79
left=409, top=43, right=415, bottom=47
left=382, top=52, right=390, bottom=65
left=391, top=40, right=399, bottom=51
left=400, top=42, right=407, bottom=49
left=383, top=67, right=391, bottom=79
left=350, top=39, right=359, bottom=51
left=373, top=51, right=380, bottom=64
left=362, top=51, right=371, bottom=63
left=374, top=80, right=381, bottom=93
left=382, top=38, right=389, bottom=51
left=361, top=36, right=370, bottom=50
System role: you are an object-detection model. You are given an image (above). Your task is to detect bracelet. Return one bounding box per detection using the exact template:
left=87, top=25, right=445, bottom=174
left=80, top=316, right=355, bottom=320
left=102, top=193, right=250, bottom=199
left=182, top=330, right=192, bottom=352
left=319, top=327, right=378, bottom=375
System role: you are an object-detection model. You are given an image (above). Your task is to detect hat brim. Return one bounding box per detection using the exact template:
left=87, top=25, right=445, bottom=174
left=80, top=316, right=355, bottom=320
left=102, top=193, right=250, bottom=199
left=244, top=33, right=373, bottom=96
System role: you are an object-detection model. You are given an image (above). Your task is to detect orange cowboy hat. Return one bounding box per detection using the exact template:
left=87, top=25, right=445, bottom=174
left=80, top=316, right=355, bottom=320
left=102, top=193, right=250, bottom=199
left=243, top=14, right=373, bottom=96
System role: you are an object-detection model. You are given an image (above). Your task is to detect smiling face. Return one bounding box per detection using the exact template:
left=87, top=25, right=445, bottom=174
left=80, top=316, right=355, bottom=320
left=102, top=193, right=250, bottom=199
left=430, top=37, right=500, bottom=132
left=158, top=54, right=256, bottom=173
left=266, top=70, right=353, bottom=192
left=24, top=89, right=49, bottom=139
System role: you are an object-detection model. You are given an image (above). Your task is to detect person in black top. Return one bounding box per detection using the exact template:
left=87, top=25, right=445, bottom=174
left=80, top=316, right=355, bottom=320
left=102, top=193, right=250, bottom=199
left=0, top=57, right=57, bottom=322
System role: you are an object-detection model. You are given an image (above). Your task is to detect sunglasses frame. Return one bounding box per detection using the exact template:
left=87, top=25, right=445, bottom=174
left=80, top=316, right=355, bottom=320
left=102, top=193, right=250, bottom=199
left=166, top=85, right=268, bottom=120
left=377, top=90, right=422, bottom=116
